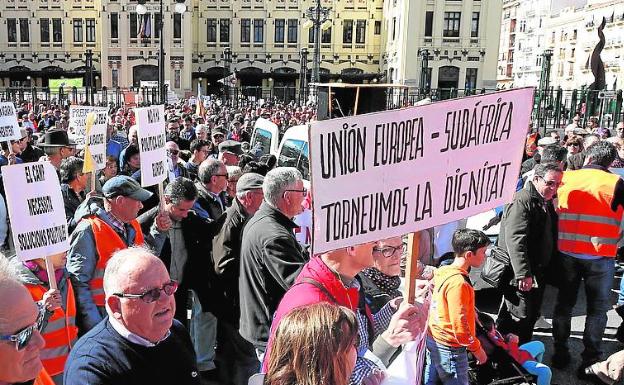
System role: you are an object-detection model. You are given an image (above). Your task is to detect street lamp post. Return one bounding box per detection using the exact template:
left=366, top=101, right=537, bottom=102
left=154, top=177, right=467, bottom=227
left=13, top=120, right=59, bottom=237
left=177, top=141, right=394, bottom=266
left=299, top=48, right=309, bottom=104
left=223, top=47, right=231, bottom=102
left=536, top=49, right=553, bottom=132
left=304, top=0, right=331, bottom=97
left=418, top=48, right=430, bottom=98
left=85, top=49, right=93, bottom=106
left=137, top=0, right=187, bottom=105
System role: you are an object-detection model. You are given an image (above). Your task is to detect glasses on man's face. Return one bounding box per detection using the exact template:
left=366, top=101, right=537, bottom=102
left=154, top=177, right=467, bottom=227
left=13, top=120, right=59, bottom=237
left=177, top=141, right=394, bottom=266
left=539, top=177, right=561, bottom=188
left=372, top=243, right=406, bottom=258
left=113, top=280, right=178, bottom=304
left=167, top=149, right=179, bottom=156
left=285, top=188, right=308, bottom=195
left=0, top=306, right=46, bottom=351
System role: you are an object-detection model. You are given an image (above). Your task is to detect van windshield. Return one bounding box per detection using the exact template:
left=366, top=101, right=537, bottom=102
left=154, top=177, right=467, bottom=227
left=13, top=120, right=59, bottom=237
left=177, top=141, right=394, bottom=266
left=278, top=139, right=310, bottom=180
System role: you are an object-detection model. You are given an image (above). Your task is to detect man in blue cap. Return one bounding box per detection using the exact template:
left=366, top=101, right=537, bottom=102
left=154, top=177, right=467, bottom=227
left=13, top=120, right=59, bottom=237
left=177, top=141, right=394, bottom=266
left=67, top=175, right=171, bottom=334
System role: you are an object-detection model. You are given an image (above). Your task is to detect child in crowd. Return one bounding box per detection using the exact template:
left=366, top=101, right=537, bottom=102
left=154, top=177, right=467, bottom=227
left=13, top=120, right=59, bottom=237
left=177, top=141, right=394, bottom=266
left=425, top=229, right=491, bottom=385
left=478, top=312, right=552, bottom=385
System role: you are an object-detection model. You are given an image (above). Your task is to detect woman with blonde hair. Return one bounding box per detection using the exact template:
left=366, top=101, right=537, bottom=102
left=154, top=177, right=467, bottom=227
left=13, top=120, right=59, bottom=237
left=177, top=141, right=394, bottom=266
left=264, top=303, right=359, bottom=385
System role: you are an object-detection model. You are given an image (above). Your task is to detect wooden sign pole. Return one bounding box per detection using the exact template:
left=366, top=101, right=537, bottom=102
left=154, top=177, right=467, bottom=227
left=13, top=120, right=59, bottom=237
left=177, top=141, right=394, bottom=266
left=44, top=256, right=58, bottom=290
left=404, top=232, right=421, bottom=304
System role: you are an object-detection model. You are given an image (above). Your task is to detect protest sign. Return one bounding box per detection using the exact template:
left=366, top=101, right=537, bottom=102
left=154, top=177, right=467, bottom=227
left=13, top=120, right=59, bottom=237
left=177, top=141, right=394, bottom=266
left=309, top=88, right=534, bottom=254
left=69, top=106, right=108, bottom=146
left=82, top=110, right=108, bottom=173
left=135, top=104, right=167, bottom=187
left=2, top=162, right=69, bottom=261
left=0, top=102, right=22, bottom=142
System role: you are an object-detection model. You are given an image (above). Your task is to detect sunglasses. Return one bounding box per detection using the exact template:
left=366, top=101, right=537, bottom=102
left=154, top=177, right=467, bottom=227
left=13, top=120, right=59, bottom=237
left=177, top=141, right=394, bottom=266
left=539, top=177, right=561, bottom=188
left=0, top=306, right=47, bottom=351
left=167, top=149, right=179, bottom=155
left=113, top=280, right=178, bottom=304
left=372, top=244, right=406, bottom=258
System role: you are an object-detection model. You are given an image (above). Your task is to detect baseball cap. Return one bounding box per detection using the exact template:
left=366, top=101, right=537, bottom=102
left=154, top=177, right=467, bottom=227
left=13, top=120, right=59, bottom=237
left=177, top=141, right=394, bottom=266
left=102, top=175, right=153, bottom=201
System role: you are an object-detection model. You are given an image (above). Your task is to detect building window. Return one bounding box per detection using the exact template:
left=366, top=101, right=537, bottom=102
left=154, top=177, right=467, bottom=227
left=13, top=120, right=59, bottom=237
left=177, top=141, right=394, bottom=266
left=322, top=27, right=331, bottom=43
left=53, top=18, right=62, bottom=42
left=112, top=69, right=119, bottom=87
left=392, top=17, right=396, bottom=40
left=425, top=11, right=433, bottom=37
left=155, top=13, right=162, bottom=38
left=130, top=13, right=137, bottom=39
left=465, top=68, right=478, bottom=89
left=443, top=12, right=461, bottom=37
left=287, top=19, right=297, bottom=43
left=471, top=12, right=479, bottom=37
left=374, top=20, right=381, bottom=35
left=241, top=19, right=251, bottom=43
left=275, top=19, right=285, bottom=43
left=309, top=27, right=316, bottom=44
left=220, top=19, right=229, bottom=42
left=40, top=18, right=50, bottom=43
left=86, top=18, right=96, bottom=42
left=19, top=19, right=29, bottom=42
left=73, top=19, right=83, bottom=42
left=174, top=69, right=181, bottom=89
left=207, top=19, right=217, bottom=42
left=173, top=14, right=182, bottom=39
left=110, top=13, right=118, bottom=39
left=355, top=20, right=366, bottom=44
left=7, top=19, right=17, bottom=43
left=343, top=20, right=353, bottom=44
left=254, top=19, right=264, bottom=43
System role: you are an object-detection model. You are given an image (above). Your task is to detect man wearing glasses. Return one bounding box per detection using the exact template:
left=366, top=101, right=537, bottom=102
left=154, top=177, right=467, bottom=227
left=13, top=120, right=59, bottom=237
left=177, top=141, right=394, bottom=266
left=496, top=163, right=562, bottom=345
left=239, top=167, right=308, bottom=364
left=64, top=247, right=200, bottom=385
left=0, top=256, right=47, bottom=384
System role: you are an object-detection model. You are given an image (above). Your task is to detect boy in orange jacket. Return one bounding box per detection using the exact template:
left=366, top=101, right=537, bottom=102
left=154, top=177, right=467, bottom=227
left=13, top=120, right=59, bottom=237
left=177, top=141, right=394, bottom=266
left=424, top=229, right=490, bottom=385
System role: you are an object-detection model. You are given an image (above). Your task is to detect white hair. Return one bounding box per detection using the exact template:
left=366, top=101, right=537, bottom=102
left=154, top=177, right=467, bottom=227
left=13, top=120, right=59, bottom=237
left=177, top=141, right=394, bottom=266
left=103, top=246, right=158, bottom=296
left=263, top=167, right=302, bottom=207
left=226, top=165, right=242, bottom=180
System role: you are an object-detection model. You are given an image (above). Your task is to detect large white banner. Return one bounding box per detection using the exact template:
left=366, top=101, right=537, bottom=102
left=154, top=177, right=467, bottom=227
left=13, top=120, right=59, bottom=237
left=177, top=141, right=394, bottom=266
left=69, top=106, right=108, bottom=146
left=310, top=88, right=534, bottom=254
left=0, top=102, right=22, bottom=141
left=83, top=110, right=108, bottom=172
left=2, top=162, right=69, bottom=261
left=135, top=105, right=166, bottom=187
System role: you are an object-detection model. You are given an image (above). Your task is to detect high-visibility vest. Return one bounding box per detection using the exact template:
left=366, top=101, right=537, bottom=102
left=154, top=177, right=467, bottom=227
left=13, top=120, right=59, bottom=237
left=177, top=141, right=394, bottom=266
left=558, top=168, right=624, bottom=257
left=26, top=279, right=78, bottom=377
left=87, top=216, right=144, bottom=306
left=34, top=367, right=55, bottom=385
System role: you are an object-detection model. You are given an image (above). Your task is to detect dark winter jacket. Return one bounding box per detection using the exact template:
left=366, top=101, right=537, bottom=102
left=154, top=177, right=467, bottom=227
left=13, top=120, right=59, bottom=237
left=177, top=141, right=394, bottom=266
left=238, top=202, right=308, bottom=349
left=498, top=181, right=557, bottom=281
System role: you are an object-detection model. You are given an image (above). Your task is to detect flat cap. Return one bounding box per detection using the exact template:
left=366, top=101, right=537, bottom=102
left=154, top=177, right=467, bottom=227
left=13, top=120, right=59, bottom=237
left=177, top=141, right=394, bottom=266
left=219, top=140, right=243, bottom=155
left=236, top=172, right=264, bottom=194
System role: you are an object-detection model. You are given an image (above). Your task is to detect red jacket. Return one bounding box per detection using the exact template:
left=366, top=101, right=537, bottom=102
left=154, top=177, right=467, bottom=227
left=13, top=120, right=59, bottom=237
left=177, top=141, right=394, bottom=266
left=262, top=256, right=372, bottom=371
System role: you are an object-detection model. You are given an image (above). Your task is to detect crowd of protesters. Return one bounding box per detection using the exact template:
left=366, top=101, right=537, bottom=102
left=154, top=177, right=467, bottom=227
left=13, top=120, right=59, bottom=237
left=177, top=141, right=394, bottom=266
left=1, top=94, right=624, bottom=385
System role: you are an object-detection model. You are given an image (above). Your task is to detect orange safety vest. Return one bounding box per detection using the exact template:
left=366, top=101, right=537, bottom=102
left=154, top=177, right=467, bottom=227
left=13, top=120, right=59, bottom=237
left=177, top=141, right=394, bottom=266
left=558, top=168, right=624, bottom=257
left=34, top=367, right=55, bottom=385
left=26, top=279, right=78, bottom=377
left=87, top=216, right=144, bottom=306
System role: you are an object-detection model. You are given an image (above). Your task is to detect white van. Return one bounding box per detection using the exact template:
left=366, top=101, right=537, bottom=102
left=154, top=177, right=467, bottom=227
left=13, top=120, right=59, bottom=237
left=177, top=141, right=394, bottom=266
left=251, top=122, right=312, bottom=247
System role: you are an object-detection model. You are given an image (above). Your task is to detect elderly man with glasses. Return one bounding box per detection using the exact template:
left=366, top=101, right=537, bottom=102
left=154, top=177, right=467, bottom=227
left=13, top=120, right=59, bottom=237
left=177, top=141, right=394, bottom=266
left=238, top=167, right=309, bottom=365
left=64, top=247, right=200, bottom=385
left=0, top=256, right=47, bottom=385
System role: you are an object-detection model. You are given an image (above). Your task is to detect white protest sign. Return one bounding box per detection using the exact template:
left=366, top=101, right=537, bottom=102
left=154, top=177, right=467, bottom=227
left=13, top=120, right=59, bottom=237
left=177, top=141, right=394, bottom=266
left=0, top=102, right=22, bottom=141
left=310, top=88, right=534, bottom=254
left=69, top=106, right=108, bottom=146
left=83, top=110, right=108, bottom=172
left=2, top=162, right=69, bottom=261
left=135, top=104, right=167, bottom=187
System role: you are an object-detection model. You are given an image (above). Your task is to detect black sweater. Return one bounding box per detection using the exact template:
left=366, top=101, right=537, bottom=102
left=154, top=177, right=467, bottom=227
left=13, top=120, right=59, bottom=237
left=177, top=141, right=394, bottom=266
left=64, top=318, right=200, bottom=385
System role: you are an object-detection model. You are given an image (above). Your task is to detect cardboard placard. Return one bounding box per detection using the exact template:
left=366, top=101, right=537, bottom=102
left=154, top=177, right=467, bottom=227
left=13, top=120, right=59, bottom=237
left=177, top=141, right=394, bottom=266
left=0, top=102, right=22, bottom=142
left=2, top=162, right=69, bottom=261
left=135, top=105, right=167, bottom=187
left=309, top=88, right=534, bottom=254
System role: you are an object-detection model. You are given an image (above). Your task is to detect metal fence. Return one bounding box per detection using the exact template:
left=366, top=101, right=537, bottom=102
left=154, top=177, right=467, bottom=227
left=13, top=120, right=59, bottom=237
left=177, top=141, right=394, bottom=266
left=2, top=84, right=622, bottom=135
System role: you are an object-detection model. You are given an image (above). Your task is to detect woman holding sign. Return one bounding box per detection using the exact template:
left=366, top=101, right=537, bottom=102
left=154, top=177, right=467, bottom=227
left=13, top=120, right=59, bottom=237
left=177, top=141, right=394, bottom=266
left=9, top=252, right=77, bottom=385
